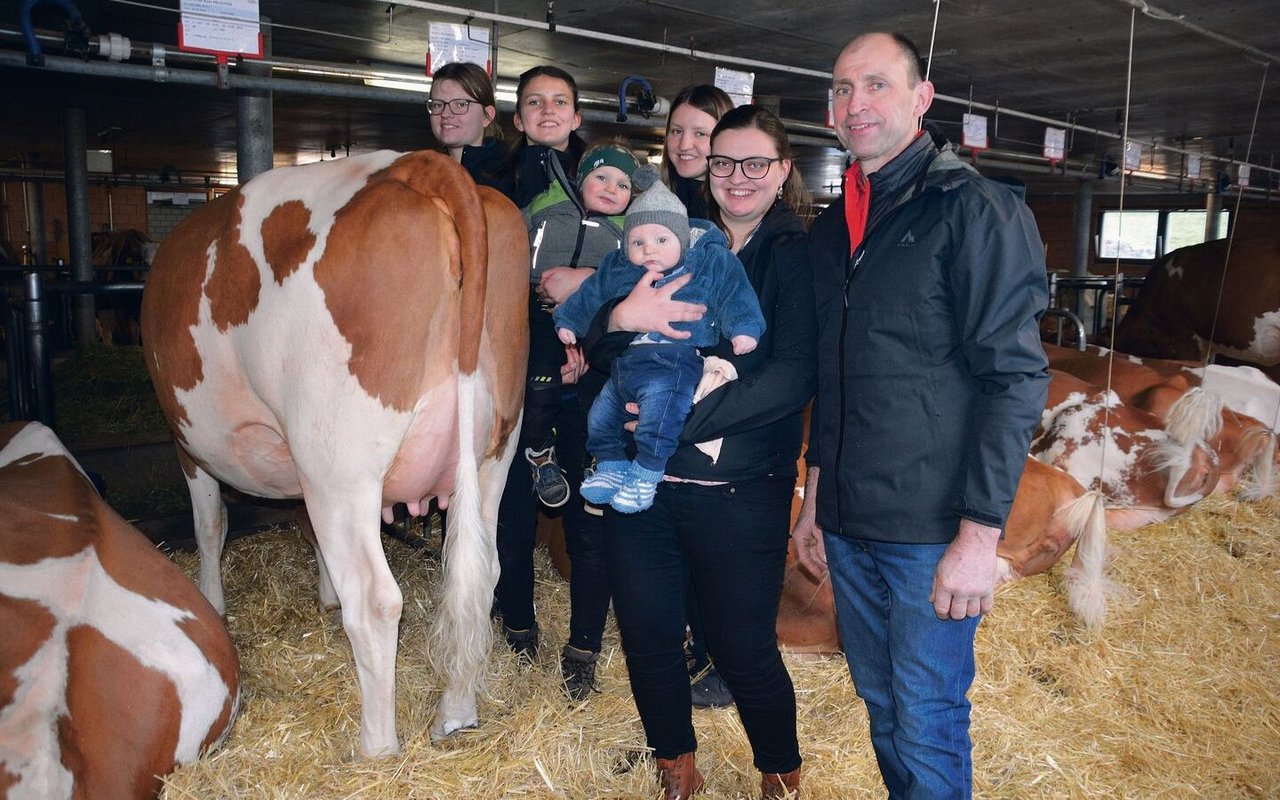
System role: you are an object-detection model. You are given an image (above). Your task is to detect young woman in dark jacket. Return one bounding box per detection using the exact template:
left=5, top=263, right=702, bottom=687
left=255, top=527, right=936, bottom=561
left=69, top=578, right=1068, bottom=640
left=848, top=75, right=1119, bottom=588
left=661, top=84, right=734, bottom=220
left=584, top=105, right=815, bottom=800
left=427, top=61, right=514, bottom=200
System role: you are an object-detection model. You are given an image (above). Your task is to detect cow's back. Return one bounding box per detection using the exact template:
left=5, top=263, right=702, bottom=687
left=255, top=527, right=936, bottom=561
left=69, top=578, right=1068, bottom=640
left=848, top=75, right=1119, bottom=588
left=0, top=422, right=239, bottom=800
left=141, top=151, right=504, bottom=506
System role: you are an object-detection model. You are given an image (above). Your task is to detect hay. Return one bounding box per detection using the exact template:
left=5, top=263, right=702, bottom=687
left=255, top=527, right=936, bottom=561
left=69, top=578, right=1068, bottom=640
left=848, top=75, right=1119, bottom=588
left=163, top=493, right=1280, bottom=799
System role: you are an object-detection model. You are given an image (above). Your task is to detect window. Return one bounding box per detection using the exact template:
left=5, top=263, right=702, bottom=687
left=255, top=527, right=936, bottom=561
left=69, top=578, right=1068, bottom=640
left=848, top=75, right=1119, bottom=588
left=1098, top=210, right=1159, bottom=260
left=1164, top=210, right=1229, bottom=253
left=1097, top=208, right=1230, bottom=261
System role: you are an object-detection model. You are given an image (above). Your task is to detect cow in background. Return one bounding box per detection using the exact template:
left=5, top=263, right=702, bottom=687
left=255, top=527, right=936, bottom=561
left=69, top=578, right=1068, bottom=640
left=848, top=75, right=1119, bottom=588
left=1045, top=343, right=1277, bottom=499
left=1032, top=369, right=1220, bottom=530
left=1114, top=238, right=1280, bottom=382
left=777, top=455, right=1110, bottom=649
left=0, top=422, right=238, bottom=799
left=140, top=150, right=527, bottom=756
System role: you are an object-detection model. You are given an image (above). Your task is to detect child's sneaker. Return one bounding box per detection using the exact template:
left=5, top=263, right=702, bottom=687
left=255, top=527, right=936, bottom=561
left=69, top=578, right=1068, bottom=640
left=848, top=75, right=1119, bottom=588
left=525, top=446, right=570, bottom=508
left=610, top=465, right=664, bottom=514
left=580, top=459, right=630, bottom=505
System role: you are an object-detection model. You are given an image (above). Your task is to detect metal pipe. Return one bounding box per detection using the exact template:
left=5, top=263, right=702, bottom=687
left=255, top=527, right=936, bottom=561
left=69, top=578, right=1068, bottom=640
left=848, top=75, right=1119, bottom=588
left=236, top=15, right=274, bottom=182
left=62, top=106, right=96, bottom=345
left=1072, top=180, right=1094, bottom=277
left=23, top=178, right=48, bottom=264
left=23, top=271, right=55, bottom=426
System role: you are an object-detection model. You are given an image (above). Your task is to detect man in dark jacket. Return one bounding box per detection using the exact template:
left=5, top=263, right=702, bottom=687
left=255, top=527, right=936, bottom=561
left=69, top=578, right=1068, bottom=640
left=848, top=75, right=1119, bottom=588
left=792, top=32, right=1049, bottom=799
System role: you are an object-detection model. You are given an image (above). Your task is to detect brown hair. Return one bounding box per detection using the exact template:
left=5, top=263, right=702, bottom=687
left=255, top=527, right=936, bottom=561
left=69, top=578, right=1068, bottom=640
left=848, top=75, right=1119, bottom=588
left=430, top=61, right=502, bottom=141
left=662, top=84, right=734, bottom=188
left=706, top=105, right=812, bottom=246
left=516, top=65, right=580, bottom=110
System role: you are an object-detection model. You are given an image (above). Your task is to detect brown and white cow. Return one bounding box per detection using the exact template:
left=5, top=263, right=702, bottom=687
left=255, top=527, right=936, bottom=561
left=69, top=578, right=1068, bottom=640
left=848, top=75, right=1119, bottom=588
left=1032, top=370, right=1220, bottom=530
left=1114, top=237, right=1280, bottom=381
left=1045, top=343, right=1278, bottom=499
left=0, top=422, right=239, bottom=799
left=776, top=456, right=1111, bottom=651
left=139, top=150, right=527, bottom=756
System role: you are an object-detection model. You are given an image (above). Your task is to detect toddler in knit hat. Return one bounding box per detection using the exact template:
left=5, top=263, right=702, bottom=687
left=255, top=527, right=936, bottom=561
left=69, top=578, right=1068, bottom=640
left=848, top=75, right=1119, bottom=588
left=553, top=164, right=766, bottom=514
left=519, top=140, right=640, bottom=509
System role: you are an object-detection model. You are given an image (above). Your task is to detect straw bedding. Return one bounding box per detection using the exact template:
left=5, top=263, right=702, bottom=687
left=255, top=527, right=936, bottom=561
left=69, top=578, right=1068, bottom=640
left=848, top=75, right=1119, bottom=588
left=163, top=492, right=1280, bottom=799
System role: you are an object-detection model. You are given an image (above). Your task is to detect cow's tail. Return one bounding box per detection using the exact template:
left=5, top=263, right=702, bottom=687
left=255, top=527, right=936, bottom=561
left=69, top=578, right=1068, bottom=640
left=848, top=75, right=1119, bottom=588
left=428, top=373, right=498, bottom=721
left=1238, top=426, right=1277, bottom=501
left=1061, top=490, right=1110, bottom=629
left=1163, top=387, right=1223, bottom=447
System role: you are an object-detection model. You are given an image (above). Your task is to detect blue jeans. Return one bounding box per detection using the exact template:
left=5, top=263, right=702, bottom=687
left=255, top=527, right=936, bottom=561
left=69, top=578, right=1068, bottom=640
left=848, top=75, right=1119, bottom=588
left=588, top=344, right=703, bottom=472
left=824, top=534, right=979, bottom=800
left=604, top=476, right=801, bottom=773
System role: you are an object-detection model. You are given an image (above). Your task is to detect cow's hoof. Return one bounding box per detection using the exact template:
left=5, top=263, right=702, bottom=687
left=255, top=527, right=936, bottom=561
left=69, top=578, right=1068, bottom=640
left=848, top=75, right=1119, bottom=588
left=429, top=715, right=478, bottom=743
left=358, top=741, right=401, bottom=759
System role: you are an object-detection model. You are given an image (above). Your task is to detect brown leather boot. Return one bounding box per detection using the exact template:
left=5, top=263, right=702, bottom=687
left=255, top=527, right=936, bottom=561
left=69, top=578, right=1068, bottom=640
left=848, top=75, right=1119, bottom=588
left=656, top=752, right=704, bottom=799
left=760, top=767, right=801, bottom=799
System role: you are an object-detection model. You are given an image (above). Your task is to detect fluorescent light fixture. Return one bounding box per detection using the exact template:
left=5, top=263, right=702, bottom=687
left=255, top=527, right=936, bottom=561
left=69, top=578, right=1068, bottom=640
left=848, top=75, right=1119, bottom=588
left=364, top=78, right=429, bottom=93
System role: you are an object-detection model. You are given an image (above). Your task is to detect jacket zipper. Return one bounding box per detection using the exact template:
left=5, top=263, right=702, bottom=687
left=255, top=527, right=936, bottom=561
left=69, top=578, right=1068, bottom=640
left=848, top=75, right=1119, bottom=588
left=834, top=247, right=864, bottom=536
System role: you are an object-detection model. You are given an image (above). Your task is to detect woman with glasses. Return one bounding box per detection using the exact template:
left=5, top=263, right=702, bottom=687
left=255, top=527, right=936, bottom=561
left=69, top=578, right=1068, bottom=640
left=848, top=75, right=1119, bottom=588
left=427, top=62, right=513, bottom=198
left=582, top=104, right=815, bottom=799
left=662, top=85, right=734, bottom=219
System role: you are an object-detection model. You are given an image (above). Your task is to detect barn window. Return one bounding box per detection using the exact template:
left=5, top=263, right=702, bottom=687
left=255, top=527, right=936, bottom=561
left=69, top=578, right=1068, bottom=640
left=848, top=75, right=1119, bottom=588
left=1097, top=208, right=1230, bottom=262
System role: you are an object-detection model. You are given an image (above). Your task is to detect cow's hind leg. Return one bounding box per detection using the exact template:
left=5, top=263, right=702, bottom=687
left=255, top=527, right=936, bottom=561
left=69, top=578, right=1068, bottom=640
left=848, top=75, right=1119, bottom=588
left=180, top=448, right=229, bottom=614
left=296, top=505, right=341, bottom=613
left=300, top=480, right=403, bottom=757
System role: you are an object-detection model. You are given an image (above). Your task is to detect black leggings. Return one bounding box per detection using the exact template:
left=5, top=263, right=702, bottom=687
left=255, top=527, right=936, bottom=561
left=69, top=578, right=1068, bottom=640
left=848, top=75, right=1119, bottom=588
left=604, top=475, right=801, bottom=774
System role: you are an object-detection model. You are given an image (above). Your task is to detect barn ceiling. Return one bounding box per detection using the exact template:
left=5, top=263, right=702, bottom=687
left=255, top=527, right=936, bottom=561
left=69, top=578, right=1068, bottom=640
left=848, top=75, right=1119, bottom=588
left=3, top=0, right=1280, bottom=199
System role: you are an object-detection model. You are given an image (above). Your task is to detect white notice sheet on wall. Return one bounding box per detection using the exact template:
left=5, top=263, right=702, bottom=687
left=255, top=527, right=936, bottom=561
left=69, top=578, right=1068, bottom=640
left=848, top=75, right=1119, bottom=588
left=714, top=67, right=755, bottom=107
left=962, top=113, right=988, bottom=150
left=428, top=23, right=491, bottom=73
left=179, top=0, right=261, bottom=55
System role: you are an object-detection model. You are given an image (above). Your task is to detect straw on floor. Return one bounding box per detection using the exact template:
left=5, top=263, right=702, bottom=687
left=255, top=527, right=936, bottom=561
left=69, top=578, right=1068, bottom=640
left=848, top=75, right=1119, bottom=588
left=163, top=492, right=1280, bottom=799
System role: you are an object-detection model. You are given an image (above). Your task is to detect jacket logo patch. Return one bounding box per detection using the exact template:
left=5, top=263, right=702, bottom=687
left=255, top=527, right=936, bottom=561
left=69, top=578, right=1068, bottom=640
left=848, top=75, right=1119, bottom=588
left=897, top=230, right=916, bottom=247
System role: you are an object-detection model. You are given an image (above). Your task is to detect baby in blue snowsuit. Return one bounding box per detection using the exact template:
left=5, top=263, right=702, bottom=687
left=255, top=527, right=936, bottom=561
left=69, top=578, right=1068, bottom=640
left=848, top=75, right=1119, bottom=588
left=554, top=165, right=765, bottom=513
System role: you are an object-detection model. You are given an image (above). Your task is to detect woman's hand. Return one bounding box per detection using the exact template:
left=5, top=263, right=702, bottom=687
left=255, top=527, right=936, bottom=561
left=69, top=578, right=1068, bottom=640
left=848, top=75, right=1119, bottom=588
left=608, top=271, right=705, bottom=338
left=561, top=345, right=587, bottom=386
left=538, top=266, right=594, bottom=307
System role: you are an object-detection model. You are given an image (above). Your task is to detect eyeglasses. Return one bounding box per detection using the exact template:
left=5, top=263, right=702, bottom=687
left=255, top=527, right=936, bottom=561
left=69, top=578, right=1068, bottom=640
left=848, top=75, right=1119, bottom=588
left=426, top=98, right=477, bottom=115
left=706, top=155, right=781, bottom=179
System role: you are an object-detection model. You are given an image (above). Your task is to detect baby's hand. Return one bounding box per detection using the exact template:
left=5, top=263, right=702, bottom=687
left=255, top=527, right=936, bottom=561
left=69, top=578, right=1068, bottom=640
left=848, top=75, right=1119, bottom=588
left=731, top=335, right=757, bottom=355
left=558, top=328, right=578, bottom=345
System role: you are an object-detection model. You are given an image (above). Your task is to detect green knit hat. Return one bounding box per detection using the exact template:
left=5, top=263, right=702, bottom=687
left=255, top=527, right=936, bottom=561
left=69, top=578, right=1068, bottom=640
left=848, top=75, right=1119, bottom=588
left=578, top=143, right=640, bottom=186
left=624, top=164, right=690, bottom=253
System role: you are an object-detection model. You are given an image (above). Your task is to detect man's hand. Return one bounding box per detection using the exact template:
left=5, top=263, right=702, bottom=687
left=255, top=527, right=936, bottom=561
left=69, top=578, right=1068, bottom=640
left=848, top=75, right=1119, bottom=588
left=538, top=266, right=593, bottom=307
left=931, top=518, right=1001, bottom=620
left=790, top=467, right=827, bottom=580
left=609, top=270, right=705, bottom=338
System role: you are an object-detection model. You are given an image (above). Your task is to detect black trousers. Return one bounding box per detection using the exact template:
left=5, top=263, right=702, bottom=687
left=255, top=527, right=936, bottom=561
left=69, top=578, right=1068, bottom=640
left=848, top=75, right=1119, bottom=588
left=523, top=295, right=566, bottom=454
left=604, top=475, right=802, bottom=773
left=495, top=388, right=610, bottom=653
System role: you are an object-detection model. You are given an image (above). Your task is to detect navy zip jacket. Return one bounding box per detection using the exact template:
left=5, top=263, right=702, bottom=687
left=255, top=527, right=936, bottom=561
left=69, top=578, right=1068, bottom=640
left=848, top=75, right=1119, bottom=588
left=808, top=132, right=1049, bottom=543
left=583, top=202, right=816, bottom=482
left=458, top=137, right=516, bottom=201
left=509, top=133, right=589, bottom=209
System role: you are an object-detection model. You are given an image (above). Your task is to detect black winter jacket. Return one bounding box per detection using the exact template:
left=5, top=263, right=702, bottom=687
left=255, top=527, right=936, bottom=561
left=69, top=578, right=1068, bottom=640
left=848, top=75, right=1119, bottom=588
left=808, top=133, right=1049, bottom=543
left=584, top=202, right=817, bottom=482
left=459, top=138, right=516, bottom=201
left=508, top=133, right=589, bottom=209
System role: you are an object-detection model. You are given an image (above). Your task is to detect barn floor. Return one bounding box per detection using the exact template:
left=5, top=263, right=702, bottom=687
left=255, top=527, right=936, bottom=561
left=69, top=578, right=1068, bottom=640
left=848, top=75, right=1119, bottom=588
left=162, top=493, right=1280, bottom=799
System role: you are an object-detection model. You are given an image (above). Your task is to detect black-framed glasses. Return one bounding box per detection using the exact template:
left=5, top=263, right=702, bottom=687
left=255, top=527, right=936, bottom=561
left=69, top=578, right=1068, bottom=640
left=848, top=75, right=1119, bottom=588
left=426, top=98, right=477, bottom=115
left=707, top=155, right=781, bottom=179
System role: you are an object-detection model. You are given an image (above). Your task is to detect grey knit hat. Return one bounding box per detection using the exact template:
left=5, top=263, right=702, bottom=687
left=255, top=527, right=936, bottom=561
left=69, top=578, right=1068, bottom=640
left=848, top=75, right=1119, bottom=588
left=623, top=164, right=690, bottom=253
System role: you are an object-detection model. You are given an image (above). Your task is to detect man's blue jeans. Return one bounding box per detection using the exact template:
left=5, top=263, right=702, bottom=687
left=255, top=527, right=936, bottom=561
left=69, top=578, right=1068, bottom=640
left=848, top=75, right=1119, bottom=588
left=824, top=533, right=980, bottom=800
left=588, top=344, right=702, bottom=472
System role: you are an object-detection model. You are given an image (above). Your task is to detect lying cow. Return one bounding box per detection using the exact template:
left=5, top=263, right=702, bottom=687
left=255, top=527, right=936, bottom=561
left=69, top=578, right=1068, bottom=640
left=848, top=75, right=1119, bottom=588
left=777, top=456, right=1110, bottom=649
left=1114, top=237, right=1280, bottom=382
left=1046, top=343, right=1277, bottom=499
left=140, top=150, right=527, bottom=756
left=0, top=421, right=239, bottom=799
left=1032, top=370, right=1219, bottom=530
